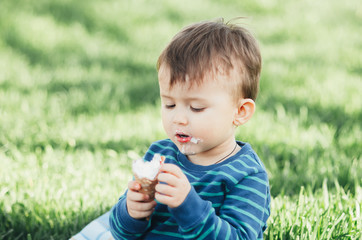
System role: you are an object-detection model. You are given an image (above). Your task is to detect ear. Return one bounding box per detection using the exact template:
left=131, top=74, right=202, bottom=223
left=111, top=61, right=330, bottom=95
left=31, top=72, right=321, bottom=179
left=233, top=98, right=255, bottom=126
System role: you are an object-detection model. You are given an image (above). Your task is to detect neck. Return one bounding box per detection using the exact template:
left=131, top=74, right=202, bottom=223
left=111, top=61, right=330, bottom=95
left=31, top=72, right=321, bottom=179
left=188, top=140, right=240, bottom=166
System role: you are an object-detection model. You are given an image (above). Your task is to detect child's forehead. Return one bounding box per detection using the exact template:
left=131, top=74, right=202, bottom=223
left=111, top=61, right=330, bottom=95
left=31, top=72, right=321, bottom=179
left=160, top=74, right=222, bottom=94
left=158, top=63, right=235, bottom=90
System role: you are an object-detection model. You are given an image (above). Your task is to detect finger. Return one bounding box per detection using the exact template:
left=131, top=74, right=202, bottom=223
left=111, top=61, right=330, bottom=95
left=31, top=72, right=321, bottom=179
left=127, top=200, right=157, bottom=219
left=159, top=163, right=184, bottom=177
left=157, top=172, right=180, bottom=187
left=155, top=182, right=176, bottom=196
left=155, top=192, right=177, bottom=207
left=127, top=189, right=150, bottom=202
left=128, top=180, right=141, bottom=191
left=128, top=207, right=155, bottom=219
left=128, top=200, right=157, bottom=212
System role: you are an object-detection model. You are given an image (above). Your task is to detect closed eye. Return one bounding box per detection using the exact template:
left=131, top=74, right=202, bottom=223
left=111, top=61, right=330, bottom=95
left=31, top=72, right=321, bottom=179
left=190, top=106, right=205, bottom=112
left=165, top=104, right=175, bottom=109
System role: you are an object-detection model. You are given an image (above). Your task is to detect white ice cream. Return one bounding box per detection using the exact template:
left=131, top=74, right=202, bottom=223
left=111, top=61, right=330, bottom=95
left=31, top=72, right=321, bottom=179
left=190, top=137, right=200, bottom=144
left=132, top=154, right=163, bottom=180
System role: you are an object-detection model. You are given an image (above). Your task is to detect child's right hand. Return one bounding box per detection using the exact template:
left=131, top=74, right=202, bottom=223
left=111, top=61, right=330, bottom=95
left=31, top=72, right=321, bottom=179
left=126, top=180, right=157, bottom=220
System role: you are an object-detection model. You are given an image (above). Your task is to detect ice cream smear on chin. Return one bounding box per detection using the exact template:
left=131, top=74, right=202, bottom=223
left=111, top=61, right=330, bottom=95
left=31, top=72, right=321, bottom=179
left=176, top=130, right=201, bottom=144
left=190, top=137, right=199, bottom=144
left=132, top=154, right=164, bottom=180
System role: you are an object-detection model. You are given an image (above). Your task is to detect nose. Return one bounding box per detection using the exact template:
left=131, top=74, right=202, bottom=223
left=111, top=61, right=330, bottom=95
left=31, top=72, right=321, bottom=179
left=173, top=108, right=188, bottom=125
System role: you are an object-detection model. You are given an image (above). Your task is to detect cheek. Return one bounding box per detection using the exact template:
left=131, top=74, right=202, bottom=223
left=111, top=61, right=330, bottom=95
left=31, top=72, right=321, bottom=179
left=190, top=115, right=216, bottom=136
left=194, top=112, right=233, bottom=135
left=161, top=110, right=171, bottom=132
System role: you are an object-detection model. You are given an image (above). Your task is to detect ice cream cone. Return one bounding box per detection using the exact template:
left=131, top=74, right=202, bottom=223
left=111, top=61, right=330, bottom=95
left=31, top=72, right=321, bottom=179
left=134, top=175, right=158, bottom=199
left=132, top=155, right=165, bottom=199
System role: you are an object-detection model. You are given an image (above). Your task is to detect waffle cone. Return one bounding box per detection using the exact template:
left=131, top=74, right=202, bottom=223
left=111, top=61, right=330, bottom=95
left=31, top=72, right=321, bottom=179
left=132, top=155, right=165, bottom=199
left=134, top=175, right=158, bottom=199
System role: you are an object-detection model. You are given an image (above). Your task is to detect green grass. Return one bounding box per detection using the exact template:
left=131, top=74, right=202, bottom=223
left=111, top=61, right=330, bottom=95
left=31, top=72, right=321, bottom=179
left=0, top=0, right=361, bottom=239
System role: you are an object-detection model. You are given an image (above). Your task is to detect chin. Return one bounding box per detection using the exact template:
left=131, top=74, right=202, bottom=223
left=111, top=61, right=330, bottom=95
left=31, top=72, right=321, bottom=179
left=177, top=143, right=197, bottom=156
left=183, top=151, right=196, bottom=156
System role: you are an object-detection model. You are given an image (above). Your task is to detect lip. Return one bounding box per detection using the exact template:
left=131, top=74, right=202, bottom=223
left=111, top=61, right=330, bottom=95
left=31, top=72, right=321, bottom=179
left=175, top=130, right=192, bottom=143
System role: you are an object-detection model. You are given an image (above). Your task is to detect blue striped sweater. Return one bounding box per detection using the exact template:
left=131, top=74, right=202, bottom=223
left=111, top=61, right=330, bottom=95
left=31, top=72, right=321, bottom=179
left=110, top=139, right=270, bottom=239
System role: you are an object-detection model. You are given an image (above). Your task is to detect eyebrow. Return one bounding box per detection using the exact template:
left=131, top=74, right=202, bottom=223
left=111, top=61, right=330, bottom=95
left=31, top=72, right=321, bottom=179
left=160, top=94, right=206, bottom=102
left=160, top=94, right=171, bottom=98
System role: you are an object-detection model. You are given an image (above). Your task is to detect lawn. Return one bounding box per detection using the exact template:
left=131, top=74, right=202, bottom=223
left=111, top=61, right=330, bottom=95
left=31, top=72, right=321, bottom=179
left=0, top=0, right=361, bottom=239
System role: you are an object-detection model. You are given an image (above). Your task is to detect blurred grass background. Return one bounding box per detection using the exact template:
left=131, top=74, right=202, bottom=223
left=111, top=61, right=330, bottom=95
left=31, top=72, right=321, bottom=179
left=0, top=0, right=361, bottom=239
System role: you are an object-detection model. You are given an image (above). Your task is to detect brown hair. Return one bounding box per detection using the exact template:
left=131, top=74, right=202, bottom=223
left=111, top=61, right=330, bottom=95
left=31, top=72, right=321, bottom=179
left=157, top=18, right=262, bottom=101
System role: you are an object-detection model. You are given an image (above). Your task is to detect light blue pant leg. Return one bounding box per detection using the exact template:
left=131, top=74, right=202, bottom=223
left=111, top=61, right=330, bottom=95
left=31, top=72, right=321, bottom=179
left=70, top=211, right=114, bottom=240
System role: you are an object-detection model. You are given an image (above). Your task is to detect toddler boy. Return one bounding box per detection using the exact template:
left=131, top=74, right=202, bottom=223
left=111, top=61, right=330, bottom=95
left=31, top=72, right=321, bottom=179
left=110, top=18, right=270, bottom=239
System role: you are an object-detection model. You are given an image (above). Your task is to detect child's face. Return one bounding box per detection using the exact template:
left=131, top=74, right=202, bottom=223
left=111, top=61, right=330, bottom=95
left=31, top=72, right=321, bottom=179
left=159, top=65, right=240, bottom=165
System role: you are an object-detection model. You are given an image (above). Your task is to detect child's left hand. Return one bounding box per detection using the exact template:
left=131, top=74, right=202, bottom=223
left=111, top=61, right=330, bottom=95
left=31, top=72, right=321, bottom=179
left=155, top=163, right=191, bottom=208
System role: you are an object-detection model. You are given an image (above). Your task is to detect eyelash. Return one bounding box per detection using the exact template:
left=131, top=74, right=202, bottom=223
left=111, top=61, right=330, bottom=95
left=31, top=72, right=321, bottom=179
left=164, top=104, right=205, bottom=112
left=190, top=106, right=205, bottom=112
left=165, top=104, right=175, bottom=109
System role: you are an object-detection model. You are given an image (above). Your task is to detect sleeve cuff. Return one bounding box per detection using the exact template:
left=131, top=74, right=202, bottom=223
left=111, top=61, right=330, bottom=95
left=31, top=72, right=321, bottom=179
left=169, top=186, right=211, bottom=230
left=116, top=197, right=149, bottom=233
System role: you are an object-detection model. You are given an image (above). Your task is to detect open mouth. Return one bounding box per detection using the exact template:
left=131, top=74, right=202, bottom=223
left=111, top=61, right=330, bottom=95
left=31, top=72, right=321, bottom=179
left=175, top=131, right=192, bottom=143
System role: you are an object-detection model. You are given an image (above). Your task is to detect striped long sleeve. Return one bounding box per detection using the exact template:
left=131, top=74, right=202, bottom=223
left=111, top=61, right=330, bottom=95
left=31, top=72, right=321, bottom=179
left=110, top=139, right=270, bottom=239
